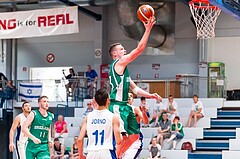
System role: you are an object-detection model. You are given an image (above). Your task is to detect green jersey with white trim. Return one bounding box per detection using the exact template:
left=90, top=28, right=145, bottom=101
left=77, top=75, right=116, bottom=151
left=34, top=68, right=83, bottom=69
left=109, top=59, right=130, bottom=102
left=28, top=109, right=54, bottom=144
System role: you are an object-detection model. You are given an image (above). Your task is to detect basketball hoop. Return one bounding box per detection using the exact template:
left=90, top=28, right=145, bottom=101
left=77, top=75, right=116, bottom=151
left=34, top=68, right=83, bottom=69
left=189, top=0, right=221, bottom=39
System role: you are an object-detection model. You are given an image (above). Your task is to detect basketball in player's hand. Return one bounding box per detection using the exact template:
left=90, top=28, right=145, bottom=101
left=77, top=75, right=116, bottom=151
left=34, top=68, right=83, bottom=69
left=137, top=5, right=155, bottom=22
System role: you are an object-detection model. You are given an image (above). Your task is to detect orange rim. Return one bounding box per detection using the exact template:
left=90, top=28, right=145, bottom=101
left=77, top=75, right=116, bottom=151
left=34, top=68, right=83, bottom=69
left=189, top=1, right=220, bottom=10
left=190, top=0, right=210, bottom=4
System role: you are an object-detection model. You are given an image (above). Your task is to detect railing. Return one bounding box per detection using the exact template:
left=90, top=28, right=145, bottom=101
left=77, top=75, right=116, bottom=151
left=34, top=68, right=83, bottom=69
left=14, top=76, right=227, bottom=104
left=16, top=78, right=98, bottom=103
left=177, top=76, right=226, bottom=98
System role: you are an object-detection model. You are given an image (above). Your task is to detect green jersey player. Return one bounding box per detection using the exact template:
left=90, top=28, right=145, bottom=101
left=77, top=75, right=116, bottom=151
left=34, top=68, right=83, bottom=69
left=108, top=17, right=162, bottom=158
left=23, top=96, right=54, bottom=159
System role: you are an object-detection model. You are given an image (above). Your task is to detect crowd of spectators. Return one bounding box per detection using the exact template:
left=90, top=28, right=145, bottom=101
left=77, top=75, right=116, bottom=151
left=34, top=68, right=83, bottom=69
left=142, top=94, right=204, bottom=158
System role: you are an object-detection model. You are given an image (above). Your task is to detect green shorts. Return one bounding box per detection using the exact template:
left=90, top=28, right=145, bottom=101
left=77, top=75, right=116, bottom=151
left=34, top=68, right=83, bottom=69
left=109, top=101, right=140, bottom=135
left=26, top=141, right=50, bottom=159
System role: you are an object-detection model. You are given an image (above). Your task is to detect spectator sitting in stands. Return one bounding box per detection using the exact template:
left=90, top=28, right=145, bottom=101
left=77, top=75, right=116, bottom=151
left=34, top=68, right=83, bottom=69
left=63, top=68, right=76, bottom=96
left=167, top=116, right=184, bottom=150
left=51, top=138, right=69, bottom=159
left=0, top=80, right=16, bottom=108
left=0, top=72, right=8, bottom=89
left=156, top=113, right=171, bottom=147
left=83, top=101, right=94, bottom=118
left=187, top=95, right=204, bottom=127
left=85, top=65, right=98, bottom=98
left=148, top=137, right=161, bottom=159
left=70, top=136, right=79, bottom=159
left=149, top=98, right=163, bottom=127
left=53, top=115, right=68, bottom=145
left=164, top=95, right=179, bottom=121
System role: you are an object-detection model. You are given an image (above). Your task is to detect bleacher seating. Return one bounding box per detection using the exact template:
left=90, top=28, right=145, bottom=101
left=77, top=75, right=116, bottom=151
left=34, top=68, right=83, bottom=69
left=229, top=139, right=240, bottom=150
left=65, top=117, right=83, bottom=127
left=178, top=107, right=217, bottom=118
left=222, top=150, right=240, bottom=159
left=63, top=98, right=228, bottom=159
left=181, top=117, right=211, bottom=128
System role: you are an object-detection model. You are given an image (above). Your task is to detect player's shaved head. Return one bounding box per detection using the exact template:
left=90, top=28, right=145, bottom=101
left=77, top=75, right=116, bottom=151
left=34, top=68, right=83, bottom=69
left=109, top=43, right=122, bottom=56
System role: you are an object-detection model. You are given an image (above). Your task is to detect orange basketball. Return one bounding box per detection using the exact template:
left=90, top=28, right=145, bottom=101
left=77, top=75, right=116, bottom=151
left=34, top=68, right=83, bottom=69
left=137, top=5, right=155, bottom=22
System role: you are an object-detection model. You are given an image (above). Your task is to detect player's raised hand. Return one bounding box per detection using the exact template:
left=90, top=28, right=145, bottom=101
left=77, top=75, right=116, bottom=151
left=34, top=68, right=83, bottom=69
left=9, top=142, right=15, bottom=152
left=33, top=137, right=41, bottom=144
left=143, top=16, right=156, bottom=31
left=150, top=93, right=162, bottom=101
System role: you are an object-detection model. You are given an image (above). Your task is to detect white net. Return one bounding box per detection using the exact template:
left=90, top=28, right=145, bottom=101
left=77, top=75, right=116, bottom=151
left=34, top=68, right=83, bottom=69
left=189, top=1, right=221, bottom=39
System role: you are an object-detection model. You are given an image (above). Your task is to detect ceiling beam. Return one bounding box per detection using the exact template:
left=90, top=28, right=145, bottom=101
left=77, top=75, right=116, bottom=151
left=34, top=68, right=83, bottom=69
left=58, top=0, right=102, bottom=21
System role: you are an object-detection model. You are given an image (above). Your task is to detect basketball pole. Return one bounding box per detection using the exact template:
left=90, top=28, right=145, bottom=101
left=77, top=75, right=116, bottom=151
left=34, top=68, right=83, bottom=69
left=198, top=38, right=211, bottom=98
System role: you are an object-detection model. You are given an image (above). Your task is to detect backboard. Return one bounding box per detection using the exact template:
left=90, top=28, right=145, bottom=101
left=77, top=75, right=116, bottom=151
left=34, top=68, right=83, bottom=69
left=209, top=0, right=240, bottom=20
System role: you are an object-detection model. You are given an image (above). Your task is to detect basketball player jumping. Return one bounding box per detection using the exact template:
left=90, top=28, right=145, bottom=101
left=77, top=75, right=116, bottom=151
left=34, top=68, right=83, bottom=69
left=9, top=101, right=31, bottom=159
left=22, top=96, right=54, bottom=159
left=108, top=16, right=161, bottom=157
left=78, top=88, right=122, bottom=159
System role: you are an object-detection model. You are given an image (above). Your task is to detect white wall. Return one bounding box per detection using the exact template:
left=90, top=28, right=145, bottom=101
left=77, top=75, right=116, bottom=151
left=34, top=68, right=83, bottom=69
left=207, top=10, right=240, bottom=90
left=215, top=12, right=240, bottom=37
left=210, top=37, right=240, bottom=90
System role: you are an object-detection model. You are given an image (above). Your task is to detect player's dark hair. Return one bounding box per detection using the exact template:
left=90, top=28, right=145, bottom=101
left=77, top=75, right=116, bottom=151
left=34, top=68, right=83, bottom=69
left=94, top=88, right=109, bottom=106
left=174, top=116, right=180, bottom=121
left=22, top=101, right=29, bottom=107
left=54, top=138, right=59, bottom=142
left=140, top=97, right=146, bottom=101
left=38, top=96, right=48, bottom=103
left=169, top=95, right=173, bottom=98
left=193, top=95, right=198, bottom=98
left=108, top=43, right=122, bottom=56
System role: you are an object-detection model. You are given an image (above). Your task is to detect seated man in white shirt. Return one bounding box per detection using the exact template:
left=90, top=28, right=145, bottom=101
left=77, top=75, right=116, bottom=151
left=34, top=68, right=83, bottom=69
left=163, top=95, right=179, bottom=121
left=149, top=98, right=163, bottom=127
left=187, top=95, right=204, bottom=127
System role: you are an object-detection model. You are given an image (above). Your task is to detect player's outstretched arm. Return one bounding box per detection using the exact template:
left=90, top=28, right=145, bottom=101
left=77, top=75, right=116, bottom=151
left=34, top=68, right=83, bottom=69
left=78, top=116, right=87, bottom=159
left=113, top=115, right=122, bottom=145
left=9, top=115, right=20, bottom=152
left=129, top=79, right=162, bottom=100
left=22, top=111, right=41, bottom=144
left=118, top=17, right=156, bottom=66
